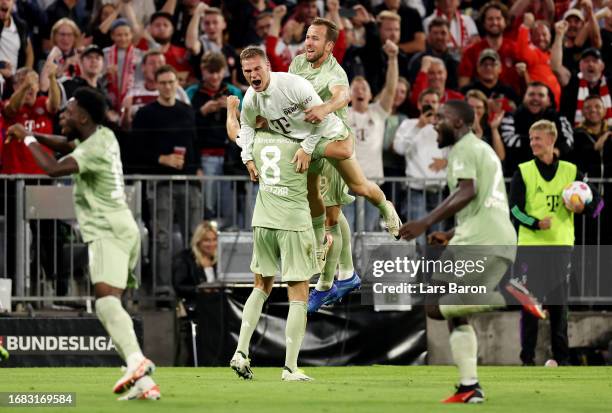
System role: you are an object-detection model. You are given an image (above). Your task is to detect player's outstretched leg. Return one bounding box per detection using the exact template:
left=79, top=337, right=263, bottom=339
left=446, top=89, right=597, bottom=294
left=94, top=283, right=157, bottom=395
left=505, top=278, right=547, bottom=319
left=326, top=146, right=401, bottom=238
left=307, top=173, right=333, bottom=271
left=334, top=210, right=361, bottom=301
left=231, top=275, right=272, bottom=380
left=283, top=281, right=312, bottom=381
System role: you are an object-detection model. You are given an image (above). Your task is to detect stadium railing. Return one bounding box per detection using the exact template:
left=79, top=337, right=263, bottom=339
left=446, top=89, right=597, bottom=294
left=1, top=174, right=610, bottom=309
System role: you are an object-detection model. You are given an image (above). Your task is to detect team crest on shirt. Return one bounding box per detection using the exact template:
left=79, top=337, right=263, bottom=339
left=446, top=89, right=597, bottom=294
left=35, top=107, right=45, bottom=116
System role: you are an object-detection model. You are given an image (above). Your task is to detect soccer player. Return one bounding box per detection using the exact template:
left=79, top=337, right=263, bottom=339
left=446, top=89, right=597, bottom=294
left=237, top=46, right=401, bottom=307
left=0, top=337, right=8, bottom=362
left=226, top=101, right=319, bottom=382
left=399, top=100, right=545, bottom=403
left=6, top=88, right=160, bottom=401
left=288, top=18, right=366, bottom=312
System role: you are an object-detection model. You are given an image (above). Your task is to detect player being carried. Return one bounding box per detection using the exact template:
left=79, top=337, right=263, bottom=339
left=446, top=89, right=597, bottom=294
left=287, top=10, right=400, bottom=312
left=226, top=97, right=319, bottom=382
left=6, top=88, right=160, bottom=401
left=398, top=100, right=545, bottom=404
left=235, top=45, right=401, bottom=304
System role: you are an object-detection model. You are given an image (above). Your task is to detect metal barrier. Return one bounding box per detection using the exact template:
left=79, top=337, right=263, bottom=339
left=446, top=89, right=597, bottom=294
left=1, top=174, right=611, bottom=307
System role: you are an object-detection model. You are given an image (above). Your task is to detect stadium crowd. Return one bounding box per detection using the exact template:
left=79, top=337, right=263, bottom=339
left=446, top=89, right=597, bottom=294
left=0, top=0, right=611, bottom=238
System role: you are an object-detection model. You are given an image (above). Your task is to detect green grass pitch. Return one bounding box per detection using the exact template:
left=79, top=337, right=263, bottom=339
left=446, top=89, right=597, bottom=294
left=1, top=366, right=611, bottom=412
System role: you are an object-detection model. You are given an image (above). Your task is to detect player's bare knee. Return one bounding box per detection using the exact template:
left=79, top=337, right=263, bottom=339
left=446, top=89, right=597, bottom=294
left=287, top=280, right=309, bottom=302
left=94, top=282, right=123, bottom=299
left=253, top=274, right=273, bottom=295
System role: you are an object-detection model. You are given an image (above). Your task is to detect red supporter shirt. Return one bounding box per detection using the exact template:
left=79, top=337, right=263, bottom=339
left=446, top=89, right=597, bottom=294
left=459, top=37, right=521, bottom=92
left=1, top=96, right=55, bottom=174
left=137, top=39, right=195, bottom=82
left=515, top=25, right=561, bottom=108
left=410, top=71, right=465, bottom=106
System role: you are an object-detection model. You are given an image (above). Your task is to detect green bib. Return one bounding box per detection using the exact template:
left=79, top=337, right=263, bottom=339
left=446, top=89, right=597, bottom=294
left=517, top=160, right=577, bottom=246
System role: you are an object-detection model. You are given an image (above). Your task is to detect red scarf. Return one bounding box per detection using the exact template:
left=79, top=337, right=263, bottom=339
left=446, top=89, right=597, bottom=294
left=575, top=72, right=612, bottom=127
left=107, top=45, right=136, bottom=111
left=435, top=9, right=467, bottom=50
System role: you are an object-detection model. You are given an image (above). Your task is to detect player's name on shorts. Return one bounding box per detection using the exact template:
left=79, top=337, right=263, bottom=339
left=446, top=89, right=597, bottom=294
left=373, top=282, right=488, bottom=295
left=260, top=183, right=289, bottom=196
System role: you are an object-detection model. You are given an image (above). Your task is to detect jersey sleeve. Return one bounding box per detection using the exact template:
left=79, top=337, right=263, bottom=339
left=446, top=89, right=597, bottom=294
left=69, top=140, right=101, bottom=175
left=449, top=145, right=477, bottom=181
left=327, top=64, right=349, bottom=89
left=238, top=94, right=258, bottom=162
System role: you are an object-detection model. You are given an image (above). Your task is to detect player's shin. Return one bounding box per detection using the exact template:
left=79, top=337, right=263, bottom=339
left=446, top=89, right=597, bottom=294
left=236, top=288, right=269, bottom=356
left=95, top=295, right=142, bottom=363
left=317, top=224, right=342, bottom=291
left=449, top=324, right=479, bottom=386
left=285, top=301, right=307, bottom=372
left=337, top=211, right=354, bottom=280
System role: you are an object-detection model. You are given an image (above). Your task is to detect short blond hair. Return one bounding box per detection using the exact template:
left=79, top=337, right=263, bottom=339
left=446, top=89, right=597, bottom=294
left=377, top=10, right=401, bottom=24
left=529, top=119, right=557, bottom=141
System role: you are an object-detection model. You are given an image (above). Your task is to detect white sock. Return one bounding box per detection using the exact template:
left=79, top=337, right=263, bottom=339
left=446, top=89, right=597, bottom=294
left=135, top=375, right=156, bottom=389
left=337, top=271, right=353, bottom=281
left=126, top=351, right=145, bottom=370
left=449, top=324, right=478, bottom=386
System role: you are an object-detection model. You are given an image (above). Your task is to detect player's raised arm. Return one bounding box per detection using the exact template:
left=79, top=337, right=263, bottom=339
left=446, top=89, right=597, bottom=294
left=5, top=124, right=76, bottom=155
left=226, top=95, right=241, bottom=142
left=377, top=40, right=399, bottom=113
left=6, top=123, right=79, bottom=177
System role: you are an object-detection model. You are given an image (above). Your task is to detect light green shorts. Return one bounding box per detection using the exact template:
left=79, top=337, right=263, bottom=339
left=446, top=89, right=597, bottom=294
left=312, top=130, right=352, bottom=160
left=309, top=159, right=354, bottom=207
left=432, top=248, right=510, bottom=289
left=250, top=227, right=319, bottom=282
left=88, top=233, right=140, bottom=289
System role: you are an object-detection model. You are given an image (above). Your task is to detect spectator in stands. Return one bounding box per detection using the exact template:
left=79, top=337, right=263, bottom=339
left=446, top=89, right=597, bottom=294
left=560, top=48, right=612, bottom=126
left=408, top=17, right=459, bottom=91
left=460, top=49, right=520, bottom=109
left=159, top=0, right=200, bottom=46
left=86, top=2, right=116, bottom=49
left=515, top=13, right=567, bottom=108
left=423, top=0, right=479, bottom=56
left=561, top=4, right=602, bottom=75
left=601, top=7, right=612, bottom=77
left=410, top=56, right=463, bottom=106
left=373, top=0, right=425, bottom=58
left=1, top=67, right=59, bottom=174
left=571, top=94, right=612, bottom=179
left=254, top=12, right=273, bottom=47
left=285, top=0, right=319, bottom=41
left=344, top=40, right=398, bottom=231
left=571, top=94, right=612, bottom=245
left=508, top=0, right=555, bottom=29
left=0, top=0, right=34, bottom=79
left=172, top=220, right=218, bottom=366
left=103, top=18, right=144, bottom=112
left=122, top=49, right=190, bottom=129
left=173, top=220, right=218, bottom=313
left=465, top=89, right=506, bottom=160
left=501, top=82, right=574, bottom=175
left=393, top=88, right=447, bottom=244
left=44, top=0, right=89, bottom=38
left=224, top=0, right=275, bottom=48
left=185, top=52, right=242, bottom=220
left=40, top=18, right=82, bottom=93
left=458, top=2, right=520, bottom=92
left=60, top=44, right=106, bottom=105
left=186, top=6, right=241, bottom=88
left=264, top=5, right=307, bottom=72
left=353, top=6, right=410, bottom=96
left=383, top=77, right=410, bottom=180
left=140, top=11, right=194, bottom=86
left=131, top=65, right=202, bottom=295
